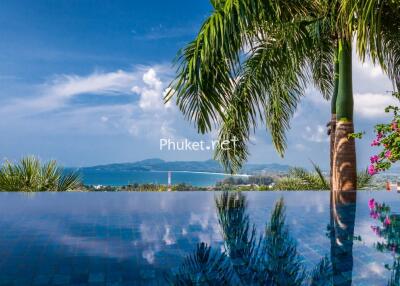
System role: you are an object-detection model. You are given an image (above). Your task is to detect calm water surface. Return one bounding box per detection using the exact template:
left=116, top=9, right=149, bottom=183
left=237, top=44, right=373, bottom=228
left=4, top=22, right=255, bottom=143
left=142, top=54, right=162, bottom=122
left=79, top=170, right=235, bottom=187
left=0, top=191, right=398, bottom=285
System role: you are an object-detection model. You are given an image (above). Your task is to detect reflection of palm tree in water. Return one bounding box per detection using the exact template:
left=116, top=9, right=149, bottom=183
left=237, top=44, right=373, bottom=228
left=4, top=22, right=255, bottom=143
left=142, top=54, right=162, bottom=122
left=328, top=191, right=357, bottom=286
left=168, top=192, right=333, bottom=285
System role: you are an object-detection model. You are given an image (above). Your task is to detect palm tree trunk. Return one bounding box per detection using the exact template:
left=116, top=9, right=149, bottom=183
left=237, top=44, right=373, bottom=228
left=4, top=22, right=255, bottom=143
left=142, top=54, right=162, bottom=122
left=332, top=38, right=357, bottom=192
left=330, top=44, right=340, bottom=189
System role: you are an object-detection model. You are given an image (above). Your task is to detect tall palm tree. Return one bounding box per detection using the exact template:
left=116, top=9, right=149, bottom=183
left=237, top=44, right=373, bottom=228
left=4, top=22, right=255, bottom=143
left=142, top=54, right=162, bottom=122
left=166, top=0, right=400, bottom=192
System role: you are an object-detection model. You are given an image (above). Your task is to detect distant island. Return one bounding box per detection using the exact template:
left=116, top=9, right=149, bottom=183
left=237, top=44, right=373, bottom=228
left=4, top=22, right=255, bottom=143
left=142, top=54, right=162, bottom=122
left=79, top=158, right=291, bottom=175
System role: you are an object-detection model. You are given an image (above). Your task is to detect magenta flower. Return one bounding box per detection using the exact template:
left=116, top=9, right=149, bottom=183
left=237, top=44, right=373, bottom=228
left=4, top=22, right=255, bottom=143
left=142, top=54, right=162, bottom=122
left=368, top=164, right=377, bottom=175
left=368, top=198, right=375, bottom=209
left=385, top=150, right=392, bottom=159
left=371, top=139, right=379, bottom=146
left=371, top=212, right=379, bottom=219
left=371, top=226, right=380, bottom=235
left=384, top=216, right=391, bottom=226
left=377, top=132, right=384, bottom=140
left=370, top=155, right=379, bottom=163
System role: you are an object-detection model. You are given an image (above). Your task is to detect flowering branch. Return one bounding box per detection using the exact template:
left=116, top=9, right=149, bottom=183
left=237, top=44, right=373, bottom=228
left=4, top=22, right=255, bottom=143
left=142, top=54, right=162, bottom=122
left=369, top=96, right=400, bottom=175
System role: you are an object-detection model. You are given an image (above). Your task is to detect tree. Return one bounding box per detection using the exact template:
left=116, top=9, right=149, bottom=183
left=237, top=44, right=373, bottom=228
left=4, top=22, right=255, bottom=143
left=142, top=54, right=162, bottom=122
left=166, top=0, right=400, bottom=192
left=0, top=156, right=81, bottom=192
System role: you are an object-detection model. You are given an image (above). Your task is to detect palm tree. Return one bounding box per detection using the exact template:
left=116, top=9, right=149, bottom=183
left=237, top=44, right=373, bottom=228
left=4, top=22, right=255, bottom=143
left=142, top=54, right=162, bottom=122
left=166, top=0, right=400, bottom=192
left=168, top=192, right=333, bottom=285
left=0, top=156, right=81, bottom=192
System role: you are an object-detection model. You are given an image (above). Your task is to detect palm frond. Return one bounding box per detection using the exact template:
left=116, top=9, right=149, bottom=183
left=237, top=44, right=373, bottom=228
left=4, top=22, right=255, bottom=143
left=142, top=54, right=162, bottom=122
left=0, top=156, right=81, bottom=192
left=57, top=171, right=81, bottom=192
left=166, top=243, right=234, bottom=286
left=341, top=0, right=400, bottom=90
left=260, top=198, right=306, bottom=286
left=310, top=256, right=333, bottom=286
left=305, top=16, right=336, bottom=99
left=40, top=160, right=61, bottom=191
left=311, top=161, right=330, bottom=189
left=170, top=196, right=335, bottom=285
left=387, top=258, right=400, bottom=286
left=288, top=167, right=328, bottom=190
left=357, top=168, right=373, bottom=189
left=215, top=192, right=259, bottom=284
left=167, top=0, right=330, bottom=172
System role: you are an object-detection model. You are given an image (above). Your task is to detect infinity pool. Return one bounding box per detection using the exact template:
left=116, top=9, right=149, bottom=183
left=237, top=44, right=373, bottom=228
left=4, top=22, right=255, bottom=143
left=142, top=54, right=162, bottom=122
left=0, top=191, right=398, bottom=285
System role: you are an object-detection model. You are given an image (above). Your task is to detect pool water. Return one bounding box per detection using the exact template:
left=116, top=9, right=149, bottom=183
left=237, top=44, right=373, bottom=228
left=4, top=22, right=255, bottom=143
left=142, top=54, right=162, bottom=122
left=0, top=191, right=398, bottom=285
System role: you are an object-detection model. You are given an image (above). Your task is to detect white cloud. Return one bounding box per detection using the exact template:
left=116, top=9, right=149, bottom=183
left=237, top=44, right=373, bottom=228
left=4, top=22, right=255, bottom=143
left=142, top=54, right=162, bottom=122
left=354, top=93, right=398, bottom=119
left=354, top=60, right=386, bottom=79
left=1, top=66, right=172, bottom=116
left=294, top=143, right=307, bottom=151
left=0, top=70, right=139, bottom=115
left=49, top=70, right=137, bottom=98
left=132, top=68, right=172, bottom=112
left=0, top=65, right=179, bottom=140
left=303, top=125, right=328, bottom=143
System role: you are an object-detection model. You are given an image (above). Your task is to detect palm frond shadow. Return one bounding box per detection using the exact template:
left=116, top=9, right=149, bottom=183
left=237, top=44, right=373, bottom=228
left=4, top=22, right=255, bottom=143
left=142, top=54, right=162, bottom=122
left=167, top=192, right=333, bottom=285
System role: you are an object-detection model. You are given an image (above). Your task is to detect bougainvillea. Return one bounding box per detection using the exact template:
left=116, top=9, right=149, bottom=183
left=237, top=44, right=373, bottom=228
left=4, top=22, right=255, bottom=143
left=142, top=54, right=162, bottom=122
left=369, top=95, right=400, bottom=175
left=369, top=198, right=400, bottom=255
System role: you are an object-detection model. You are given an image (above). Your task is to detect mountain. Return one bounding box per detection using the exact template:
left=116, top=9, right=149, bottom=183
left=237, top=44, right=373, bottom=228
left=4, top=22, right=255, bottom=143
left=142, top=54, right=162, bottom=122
left=81, top=159, right=291, bottom=174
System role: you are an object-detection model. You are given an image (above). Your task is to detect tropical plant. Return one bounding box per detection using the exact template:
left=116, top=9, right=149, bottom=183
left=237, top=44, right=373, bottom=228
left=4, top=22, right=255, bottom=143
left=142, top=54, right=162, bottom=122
left=0, top=156, right=81, bottom=192
left=167, top=192, right=333, bottom=285
left=369, top=94, right=400, bottom=175
left=273, top=164, right=372, bottom=190
left=166, top=0, right=400, bottom=192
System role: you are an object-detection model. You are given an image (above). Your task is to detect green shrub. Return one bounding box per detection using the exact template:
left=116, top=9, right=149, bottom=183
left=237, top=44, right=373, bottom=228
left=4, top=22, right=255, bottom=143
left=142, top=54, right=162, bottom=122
left=0, top=156, right=81, bottom=192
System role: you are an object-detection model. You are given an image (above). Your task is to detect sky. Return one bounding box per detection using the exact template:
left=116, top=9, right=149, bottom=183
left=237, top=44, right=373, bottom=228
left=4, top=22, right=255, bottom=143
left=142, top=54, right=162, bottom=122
left=0, top=0, right=397, bottom=169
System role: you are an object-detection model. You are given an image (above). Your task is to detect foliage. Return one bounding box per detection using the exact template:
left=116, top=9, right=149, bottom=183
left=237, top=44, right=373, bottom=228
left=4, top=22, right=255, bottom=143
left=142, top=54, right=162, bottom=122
left=273, top=164, right=372, bottom=190
left=167, top=192, right=333, bottom=285
left=370, top=97, right=400, bottom=175
left=369, top=198, right=400, bottom=255
left=0, top=156, right=81, bottom=192
left=166, top=0, right=400, bottom=173
left=167, top=243, right=234, bottom=285
left=217, top=175, right=274, bottom=187
left=368, top=198, right=400, bottom=286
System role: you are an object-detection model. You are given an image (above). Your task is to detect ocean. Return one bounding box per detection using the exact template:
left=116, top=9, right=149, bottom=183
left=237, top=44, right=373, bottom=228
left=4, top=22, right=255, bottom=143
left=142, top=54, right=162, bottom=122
left=78, top=169, right=242, bottom=187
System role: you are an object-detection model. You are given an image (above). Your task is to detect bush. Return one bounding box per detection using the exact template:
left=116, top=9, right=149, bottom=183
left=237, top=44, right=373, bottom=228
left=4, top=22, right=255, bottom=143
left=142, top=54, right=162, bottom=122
left=0, top=156, right=81, bottom=192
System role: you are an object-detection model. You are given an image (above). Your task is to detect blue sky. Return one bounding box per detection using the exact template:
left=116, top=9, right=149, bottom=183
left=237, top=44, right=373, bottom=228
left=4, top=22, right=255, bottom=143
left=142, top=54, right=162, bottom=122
left=0, top=0, right=397, bottom=169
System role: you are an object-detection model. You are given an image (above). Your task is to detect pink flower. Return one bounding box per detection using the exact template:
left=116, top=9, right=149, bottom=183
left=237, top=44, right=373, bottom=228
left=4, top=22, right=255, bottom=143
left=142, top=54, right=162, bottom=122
left=370, top=155, right=379, bottom=163
left=368, top=164, right=378, bottom=175
left=384, top=216, right=391, bottom=226
left=392, top=121, right=398, bottom=130
left=377, top=132, right=384, bottom=140
left=385, top=150, right=392, bottom=159
left=368, top=198, right=375, bottom=209
left=371, top=139, right=380, bottom=146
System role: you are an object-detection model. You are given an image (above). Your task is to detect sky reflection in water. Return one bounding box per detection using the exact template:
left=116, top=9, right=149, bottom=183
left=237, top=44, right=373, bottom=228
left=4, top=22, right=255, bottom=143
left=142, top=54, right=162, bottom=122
left=0, top=191, right=398, bottom=285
